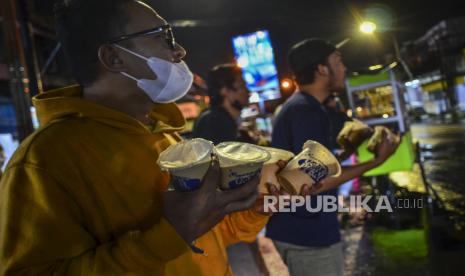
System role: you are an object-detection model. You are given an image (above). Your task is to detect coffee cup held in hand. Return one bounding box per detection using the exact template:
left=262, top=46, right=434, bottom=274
left=257, top=147, right=295, bottom=194
left=337, top=119, right=373, bottom=150
left=158, top=138, right=214, bottom=192
left=278, top=140, right=341, bottom=195
left=367, top=126, right=399, bottom=153
left=215, top=142, right=271, bottom=190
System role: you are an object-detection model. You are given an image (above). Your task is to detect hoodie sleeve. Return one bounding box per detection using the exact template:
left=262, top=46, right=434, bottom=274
left=0, top=164, right=188, bottom=276
left=217, top=209, right=270, bottom=247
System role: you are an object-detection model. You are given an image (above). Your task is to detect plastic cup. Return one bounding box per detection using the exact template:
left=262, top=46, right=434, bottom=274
left=257, top=147, right=295, bottom=194
left=367, top=126, right=399, bottom=153
left=277, top=140, right=341, bottom=195
left=157, top=138, right=214, bottom=192
left=215, top=142, right=271, bottom=190
left=337, top=119, right=373, bottom=149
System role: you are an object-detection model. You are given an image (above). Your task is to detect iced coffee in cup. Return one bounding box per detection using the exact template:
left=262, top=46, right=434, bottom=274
left=278, top=140, right=341, bottom=195
left=215, top=142, right=271, bottom=190
left=367, top=126, right=399, bottom=153
left=157, top=138, right=214, bottom=192
left=258, top=147, right=295, bottom=194
left=337, top=119, right=373, bottom=150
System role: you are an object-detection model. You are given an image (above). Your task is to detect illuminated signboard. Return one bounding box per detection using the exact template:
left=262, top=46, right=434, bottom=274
left=232, top=30, right=281, bottom=103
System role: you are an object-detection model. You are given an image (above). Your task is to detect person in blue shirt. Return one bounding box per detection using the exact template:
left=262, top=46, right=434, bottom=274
left=192, top=64, right=256, bottom=145
left=266, top=38, right=399, bottom=276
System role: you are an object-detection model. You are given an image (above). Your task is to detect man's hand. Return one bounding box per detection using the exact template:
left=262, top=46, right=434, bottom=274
left=163, top=156, right=259, bottom=243
left=254, top=160, right=312, bottom=215
left=309, top=132, right=401, bottom=196
left=254, top=160, right=286, bottom=215
left=336, top=143, right=357, bottom=162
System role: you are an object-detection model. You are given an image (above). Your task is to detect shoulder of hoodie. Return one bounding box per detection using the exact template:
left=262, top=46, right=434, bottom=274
left=5, top=115, right=102, bottom=170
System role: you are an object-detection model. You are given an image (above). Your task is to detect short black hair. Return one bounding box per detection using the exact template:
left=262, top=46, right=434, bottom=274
left=288, top=38, right=337, bottom=85
left=54, top=0, right=132, bottom=86
left=207, top=64, right=242, bottom=106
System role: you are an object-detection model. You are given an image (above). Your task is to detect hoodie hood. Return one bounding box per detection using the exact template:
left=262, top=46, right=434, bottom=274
left=33, top=85, right=186, bottom=134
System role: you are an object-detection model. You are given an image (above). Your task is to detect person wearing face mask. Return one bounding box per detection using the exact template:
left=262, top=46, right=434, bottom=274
left=0, top=1, right=280, bottom=275
left=192, top=64, right=256, bottom=145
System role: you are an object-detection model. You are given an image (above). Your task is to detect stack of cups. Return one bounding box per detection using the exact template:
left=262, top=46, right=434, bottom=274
left=214, top=142, right=271, bottom=190
left=257, top=147, right=295, bottom=194
left=157, top=138, right=214, bottom=192
left=278, top=140, right=341, bottom=195
left=158, top=139, right=340, bottom=195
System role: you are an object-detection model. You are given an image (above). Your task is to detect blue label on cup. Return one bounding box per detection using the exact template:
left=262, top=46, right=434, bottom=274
left=297, top=158, right=329, bottom=183
left=227, top=169, right=261, bottom=189
left=172, top=176, right=202, bottom=192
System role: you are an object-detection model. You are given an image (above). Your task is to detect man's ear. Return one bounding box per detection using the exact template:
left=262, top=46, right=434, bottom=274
left=219, top=86, right=230, bottom=97
left=317, top=64, right=330, bottom=76
left=219, top=86, right=234, bottom=103
left=98, top=45, right=126, bottom=72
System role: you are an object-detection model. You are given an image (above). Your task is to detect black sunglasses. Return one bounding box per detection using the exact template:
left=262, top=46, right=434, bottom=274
left=102, top=24, right=176, bottom=50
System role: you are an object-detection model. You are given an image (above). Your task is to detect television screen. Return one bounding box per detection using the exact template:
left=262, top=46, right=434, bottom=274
left=232, top=30, right=281, bottom=103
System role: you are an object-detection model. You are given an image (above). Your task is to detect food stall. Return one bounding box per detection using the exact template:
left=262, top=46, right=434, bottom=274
left=346, top=70, right=407, bottom=133
left=345, top=70, right=415, bottom=176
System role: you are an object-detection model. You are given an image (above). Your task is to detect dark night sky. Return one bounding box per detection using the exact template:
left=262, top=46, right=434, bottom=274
left=147, top=0, right=465, bottom=79
left=31, top=0, right=465, bottom=80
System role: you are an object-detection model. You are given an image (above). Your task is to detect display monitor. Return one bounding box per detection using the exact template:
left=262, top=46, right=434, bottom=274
left=232, top=30, right=281, bottom=103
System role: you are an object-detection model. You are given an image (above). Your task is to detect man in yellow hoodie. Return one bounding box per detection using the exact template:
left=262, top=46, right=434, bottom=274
left=0, top=0, right=278, bottom=275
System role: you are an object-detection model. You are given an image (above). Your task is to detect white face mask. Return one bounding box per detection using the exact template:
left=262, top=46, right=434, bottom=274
left=114, top=44, right=194, bottom=103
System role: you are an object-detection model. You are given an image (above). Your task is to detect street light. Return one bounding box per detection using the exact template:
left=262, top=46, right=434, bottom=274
left=360, top=21, right=377, bottom=34
left=358, top=20, right=413, bottom=80
left=334, top=22, right=376, bottom=49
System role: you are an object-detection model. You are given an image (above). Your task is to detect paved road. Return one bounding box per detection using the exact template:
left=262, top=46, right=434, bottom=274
left=345, top=122, right=465, bottom=276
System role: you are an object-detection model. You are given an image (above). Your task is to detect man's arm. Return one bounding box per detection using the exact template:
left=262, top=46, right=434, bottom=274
left=310, top=134, right=400, bottom=195
left=216, top=161, right=287, bottom=247
left=217, top=210, right=270, bottom=247
left=0, top=164, right=188, bottom=275
left=312, top=159, right=382, bottom=193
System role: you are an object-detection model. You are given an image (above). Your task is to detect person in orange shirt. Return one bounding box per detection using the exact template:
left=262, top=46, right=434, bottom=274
left=0, top=0, right=282, bottom=275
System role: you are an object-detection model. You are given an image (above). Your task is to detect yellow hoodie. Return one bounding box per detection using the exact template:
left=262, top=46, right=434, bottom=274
left=0, top=86, right=269, bottom=275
